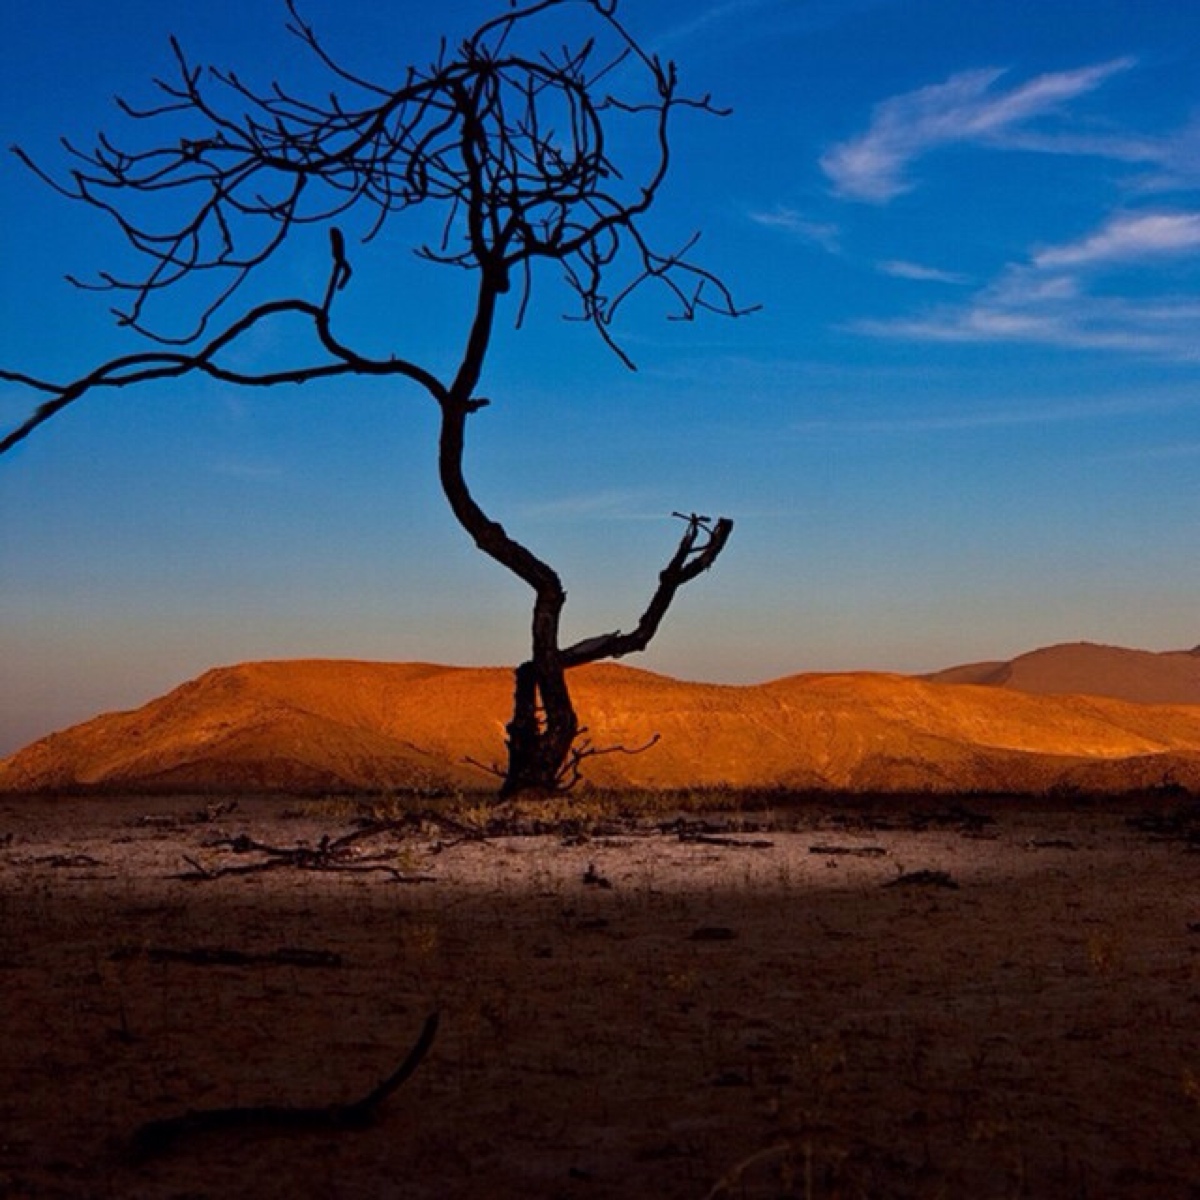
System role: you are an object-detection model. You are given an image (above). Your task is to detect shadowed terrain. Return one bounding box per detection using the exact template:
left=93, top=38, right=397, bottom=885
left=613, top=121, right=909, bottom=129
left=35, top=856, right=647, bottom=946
left=2, top=792, right=1199, bottom=1198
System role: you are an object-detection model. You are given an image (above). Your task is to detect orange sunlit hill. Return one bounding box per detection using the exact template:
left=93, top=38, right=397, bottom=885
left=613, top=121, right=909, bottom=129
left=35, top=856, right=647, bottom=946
left=6, top=642, right=1200, bottom=795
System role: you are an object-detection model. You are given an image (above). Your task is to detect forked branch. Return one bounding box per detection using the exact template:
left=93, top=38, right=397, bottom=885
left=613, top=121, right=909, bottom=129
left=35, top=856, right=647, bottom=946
left=561, top=512, right=733, bottom=668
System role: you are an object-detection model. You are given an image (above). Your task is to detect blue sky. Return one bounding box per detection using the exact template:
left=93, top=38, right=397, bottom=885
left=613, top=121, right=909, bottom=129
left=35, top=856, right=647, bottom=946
left=3, top=0, right=1200, bottom=753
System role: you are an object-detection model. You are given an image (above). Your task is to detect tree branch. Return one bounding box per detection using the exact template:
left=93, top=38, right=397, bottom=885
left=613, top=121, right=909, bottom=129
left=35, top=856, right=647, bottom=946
left=554, top=728, right=662, bottom=792
left=1, top=236, right=444, bottom=455
left=4, top=0, right=752, bottom=799
left=561, top=512, right=733, bottom=668
left=8, top=0, right=750, bottom=357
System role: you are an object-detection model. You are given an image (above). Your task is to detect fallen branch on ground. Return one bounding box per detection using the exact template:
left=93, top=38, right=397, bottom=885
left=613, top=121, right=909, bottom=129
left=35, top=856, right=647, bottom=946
left=32, top=853, right=102, bottom=868
left=662, top=819, right=774, bottom=849
left=131, top=1011, right=439, bottom=1160
left=809, top=844, right=888, bottom=858
left=886, top=869, right=959, bottom=889
left=175, top=827, right=435, bottom=882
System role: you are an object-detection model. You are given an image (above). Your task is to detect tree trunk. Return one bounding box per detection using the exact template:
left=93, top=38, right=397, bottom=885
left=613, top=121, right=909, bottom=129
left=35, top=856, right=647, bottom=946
left=500, top=658, right=579, bottom=797
left=438, top=283, right=734, bottom=800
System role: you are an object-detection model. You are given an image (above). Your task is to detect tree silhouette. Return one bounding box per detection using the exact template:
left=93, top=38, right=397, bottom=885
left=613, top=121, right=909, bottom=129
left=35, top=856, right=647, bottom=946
left=0, top=0, right=751, bottom=797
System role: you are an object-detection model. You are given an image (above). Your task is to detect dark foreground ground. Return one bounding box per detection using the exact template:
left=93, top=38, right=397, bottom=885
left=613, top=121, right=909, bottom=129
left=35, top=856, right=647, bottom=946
left=2, top=791, right=1200, bottom=1198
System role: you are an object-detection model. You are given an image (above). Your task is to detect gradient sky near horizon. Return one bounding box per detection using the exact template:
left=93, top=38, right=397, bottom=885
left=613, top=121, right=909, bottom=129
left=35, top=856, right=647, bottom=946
left=4, top=0, right=1200, bottom=755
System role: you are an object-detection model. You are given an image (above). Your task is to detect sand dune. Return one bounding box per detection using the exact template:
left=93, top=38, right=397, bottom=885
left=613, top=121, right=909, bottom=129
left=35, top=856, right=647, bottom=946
left=5, top=655, right=1200, bottom=794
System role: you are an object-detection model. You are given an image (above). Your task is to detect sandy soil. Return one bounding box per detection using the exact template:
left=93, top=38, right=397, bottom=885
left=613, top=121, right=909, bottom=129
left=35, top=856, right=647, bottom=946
left=2, top=792, right=1199, bottom=1198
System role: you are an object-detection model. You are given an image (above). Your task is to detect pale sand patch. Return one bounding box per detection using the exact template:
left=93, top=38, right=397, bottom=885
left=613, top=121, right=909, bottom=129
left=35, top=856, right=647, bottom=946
left=1, top=794, right=1198, bottom=1198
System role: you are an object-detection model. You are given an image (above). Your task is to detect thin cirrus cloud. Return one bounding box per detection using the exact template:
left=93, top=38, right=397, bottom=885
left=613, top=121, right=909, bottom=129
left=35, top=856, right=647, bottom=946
left=745, top=218, right=970, bottom=281
left=855, top=208, right=1200, bottom=358
left=655, top=0, right=894, bottom=49
left=855, top=287, right=1200, bottom=357
left=821, top=57, right=1137, bottom=202
left=1032, top=211, right=1200, bottom=268
left=877, top=259, right=969, bottom=284
left=653, top=0, right=782, bottom=46
left=747, top=206, right=841, bottom=253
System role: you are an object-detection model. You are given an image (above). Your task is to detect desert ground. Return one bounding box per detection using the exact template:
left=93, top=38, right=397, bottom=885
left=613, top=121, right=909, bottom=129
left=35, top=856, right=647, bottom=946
left=2, top=791, right=1200, bottom=1198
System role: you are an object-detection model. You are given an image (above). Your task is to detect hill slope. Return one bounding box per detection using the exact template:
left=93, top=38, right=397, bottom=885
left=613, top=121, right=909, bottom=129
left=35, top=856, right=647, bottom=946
left=926, top=641, right=1200, bottom=705
left=5, top=658, right=1200, bottom=795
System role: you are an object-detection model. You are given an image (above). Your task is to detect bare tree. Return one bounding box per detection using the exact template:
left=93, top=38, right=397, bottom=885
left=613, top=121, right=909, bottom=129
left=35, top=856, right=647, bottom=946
left=0, top=0, right=751, bottom=797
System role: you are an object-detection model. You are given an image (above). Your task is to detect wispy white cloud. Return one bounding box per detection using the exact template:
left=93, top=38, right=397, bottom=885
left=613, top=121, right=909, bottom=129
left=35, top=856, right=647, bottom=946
left=1033, top=211, right=1200, bottom=268
left=856, top=294, right=1200, bottom=357
left=1143, top=116, right=1200, bottom=192
left=857, top=296, right=1200, bottom=357
left=822, top=58, right=1136, bottom=202
left=654, top=0, right=895, bottom=49
left=993, top=128, right=1163, bottom=165
left=877, top=259, right=969, bottom=284
left=856, top=206, right=1200, bottom=359
left=747, top=207, right=840, bottom=253
left=654, top=0, right=781, bottom=47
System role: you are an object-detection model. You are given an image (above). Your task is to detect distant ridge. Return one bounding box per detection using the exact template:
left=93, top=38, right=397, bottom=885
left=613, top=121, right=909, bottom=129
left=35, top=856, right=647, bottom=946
left=5, top=654, right=1200, bottom=795
left=925, top=641, right=1200, bottom=706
